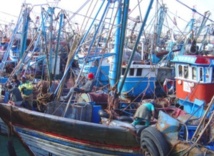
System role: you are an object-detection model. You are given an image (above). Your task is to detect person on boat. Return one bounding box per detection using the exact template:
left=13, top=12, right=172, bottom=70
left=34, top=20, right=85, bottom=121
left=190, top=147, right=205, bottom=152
left=61, top=72, right=95, bottom=101
left=189, top=39, right=199, bottom=54
left=0, top=36, right=9, bottom=51
left=18, top=76, right=34, bottom=110
left=11, top=75, right=21, bottom=87
left=7, top=84, right=23, bottom=106
left=132, top=100, right=155, bottom=127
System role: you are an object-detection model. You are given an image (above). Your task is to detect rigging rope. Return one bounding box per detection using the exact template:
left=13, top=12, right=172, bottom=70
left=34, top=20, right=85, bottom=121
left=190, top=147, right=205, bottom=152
left=79, top=0, right=97, bottom=33
left=176, top=0, right=214, bottom=23
left=64, top=0, right=91, bottom=28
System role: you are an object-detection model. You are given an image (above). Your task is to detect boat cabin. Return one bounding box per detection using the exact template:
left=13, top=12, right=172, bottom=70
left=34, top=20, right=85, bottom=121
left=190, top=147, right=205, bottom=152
left=114, top=60, right=173, bottom=99
left=117, top=61, right=157, bottom=98
left=171, top=55, right=214, bottom=117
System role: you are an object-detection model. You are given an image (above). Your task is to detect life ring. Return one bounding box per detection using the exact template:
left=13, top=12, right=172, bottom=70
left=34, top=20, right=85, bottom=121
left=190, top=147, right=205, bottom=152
left=163, top=79, right=174, bottom=94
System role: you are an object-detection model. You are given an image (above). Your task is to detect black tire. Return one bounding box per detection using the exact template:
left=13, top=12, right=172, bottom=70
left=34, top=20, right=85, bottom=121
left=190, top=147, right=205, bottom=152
left=136, top=125, right=148, bottom=137
left=141, top=126, right=170, bottom=156
left=135, top=125, right=148, bottom=142
left=141, top=137, right=159, bottom=156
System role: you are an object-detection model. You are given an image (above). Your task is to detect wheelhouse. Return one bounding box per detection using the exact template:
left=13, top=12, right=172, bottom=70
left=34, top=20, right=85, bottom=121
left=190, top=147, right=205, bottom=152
left=171, top=55, right=214, bottom=117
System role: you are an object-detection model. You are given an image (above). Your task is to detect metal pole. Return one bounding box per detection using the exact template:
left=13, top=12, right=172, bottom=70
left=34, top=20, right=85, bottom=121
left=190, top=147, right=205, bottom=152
left=118, top=0, right=154, bottom=95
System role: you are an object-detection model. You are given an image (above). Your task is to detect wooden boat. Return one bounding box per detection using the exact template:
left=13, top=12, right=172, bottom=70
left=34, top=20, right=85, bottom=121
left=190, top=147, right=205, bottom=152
left=0, top=101, right=143, bottom=155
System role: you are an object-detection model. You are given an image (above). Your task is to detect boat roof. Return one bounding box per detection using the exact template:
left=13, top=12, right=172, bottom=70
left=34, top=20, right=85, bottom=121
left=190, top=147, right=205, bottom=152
left=171, top=55, right=214, bottom=66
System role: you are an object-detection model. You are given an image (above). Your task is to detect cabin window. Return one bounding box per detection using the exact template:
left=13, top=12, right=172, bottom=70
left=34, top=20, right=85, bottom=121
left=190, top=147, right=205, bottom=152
left=129, top=68, right=135, bottom=76
left=205, top=67, right=211, bottom=82
left=184, top=66, right=188, bottom=78
left=136, top=69, right=142, bottom=76
left=199, top=68, right=203, bottom=82
left=178, top=65, right=182, bottom=77
left=192, top=67, right=197, bottom=80
left=121, top=68, right=126, bottom=75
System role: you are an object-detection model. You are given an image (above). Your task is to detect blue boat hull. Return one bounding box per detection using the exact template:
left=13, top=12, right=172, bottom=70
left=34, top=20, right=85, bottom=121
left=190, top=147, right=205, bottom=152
left=119, top=77, right=156, bottom=98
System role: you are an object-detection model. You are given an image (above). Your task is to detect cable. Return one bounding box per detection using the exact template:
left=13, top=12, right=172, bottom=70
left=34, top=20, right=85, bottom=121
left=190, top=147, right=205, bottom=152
left=176, top=0, right=214, bottom=23
left=0, top=11, right=17, bottom=18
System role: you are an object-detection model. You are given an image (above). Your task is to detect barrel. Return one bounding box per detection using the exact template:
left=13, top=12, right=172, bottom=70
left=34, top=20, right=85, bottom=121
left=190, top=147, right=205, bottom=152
left=71, top=103, right=92, bottom=122
left=92, top=105, right=102, bottom=123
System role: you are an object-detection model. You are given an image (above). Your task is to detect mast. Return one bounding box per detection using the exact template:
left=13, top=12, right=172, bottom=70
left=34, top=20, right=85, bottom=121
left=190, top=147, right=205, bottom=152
left=117, top=0, right=154, bottom=95
left=155, top=4, right=167, bottom=46
left=47, top=7, right=55, bottom=81
left=53, top=12, right=64, bottom=80
left=54, top=0, right=106, bottom=96
left=108, top=0, right=125, bottom=88
left=20, top=6, right=30, bottom=59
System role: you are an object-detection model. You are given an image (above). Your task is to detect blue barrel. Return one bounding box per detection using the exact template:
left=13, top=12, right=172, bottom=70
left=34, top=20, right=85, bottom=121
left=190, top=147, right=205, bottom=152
left=4, top=91, right=10, bottom=103
left=0, top=77, right=8, bottom=84
left=92, top=105, right=102, bottom=123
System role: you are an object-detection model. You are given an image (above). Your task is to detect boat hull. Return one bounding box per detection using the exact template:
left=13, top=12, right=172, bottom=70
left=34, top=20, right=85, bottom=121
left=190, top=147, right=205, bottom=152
left=0, top=103, right=142, bottom=155
left=119, top=77, right=156, bottom=98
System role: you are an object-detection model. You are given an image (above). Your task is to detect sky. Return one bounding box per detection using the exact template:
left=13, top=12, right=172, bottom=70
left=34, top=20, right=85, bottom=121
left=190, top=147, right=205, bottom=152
left=0, top=0, right=213, bottom=30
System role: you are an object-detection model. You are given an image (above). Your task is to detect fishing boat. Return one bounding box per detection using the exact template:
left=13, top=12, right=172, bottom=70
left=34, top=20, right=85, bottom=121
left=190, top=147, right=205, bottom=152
left=0, top=2, right=75, bottom=135
left=154, top=54, right=214, bottom=155
left=73, top=0, right=175, bottom=98
left=0, top=0, right=169, bottom=155
left=1, top=0, right=214, bottom=156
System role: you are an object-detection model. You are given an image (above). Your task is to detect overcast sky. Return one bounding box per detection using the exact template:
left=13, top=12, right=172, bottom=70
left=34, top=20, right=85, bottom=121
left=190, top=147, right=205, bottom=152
left=0, top=0, right=213, bottom=30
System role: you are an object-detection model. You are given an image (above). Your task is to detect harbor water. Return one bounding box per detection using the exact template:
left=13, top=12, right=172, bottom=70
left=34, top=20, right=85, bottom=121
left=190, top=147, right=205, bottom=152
left=0, top=134, right=30, bottom=156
